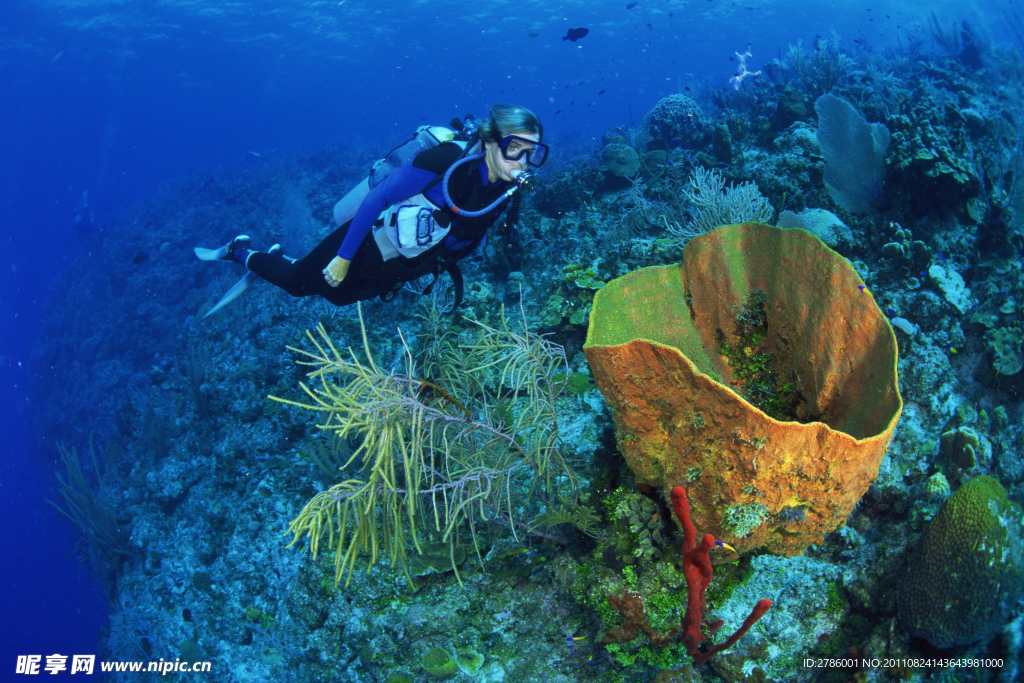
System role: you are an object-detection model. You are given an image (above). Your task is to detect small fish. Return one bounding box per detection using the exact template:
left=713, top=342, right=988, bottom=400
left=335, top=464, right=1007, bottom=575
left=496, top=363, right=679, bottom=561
left=858, top=285, right=872, bottom=296
left=714, top=541, right=736, bottom=552
left=528, top=31, right=539, bottom=38
left=563, top=27, right=589, bottom=42
left=626, top=1, right=638, bottom=8
left=598, top=89, right=605, bottom=94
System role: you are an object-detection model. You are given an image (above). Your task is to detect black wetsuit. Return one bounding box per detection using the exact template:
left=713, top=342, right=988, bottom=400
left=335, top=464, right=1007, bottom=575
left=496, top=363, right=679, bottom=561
left=247, top=142, right=513, bottom=306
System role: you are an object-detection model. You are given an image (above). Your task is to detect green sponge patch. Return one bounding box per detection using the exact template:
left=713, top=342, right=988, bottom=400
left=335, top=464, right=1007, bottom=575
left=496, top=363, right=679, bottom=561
left=421, top=648, right=458, bottom=679
left=408, top=542, right=467, bottom=578
left=987, top=327, right=1023, bottom=375
left=456, top=646, right=485, bottom=675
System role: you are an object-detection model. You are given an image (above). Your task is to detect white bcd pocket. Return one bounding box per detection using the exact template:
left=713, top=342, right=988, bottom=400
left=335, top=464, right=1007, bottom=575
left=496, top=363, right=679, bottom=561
left=374, top=193, right=451, bottom=260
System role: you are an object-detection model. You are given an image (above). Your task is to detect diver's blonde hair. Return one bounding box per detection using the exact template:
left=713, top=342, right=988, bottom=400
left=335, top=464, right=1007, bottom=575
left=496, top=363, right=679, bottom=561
left=478, top=104, right=543, bottom=143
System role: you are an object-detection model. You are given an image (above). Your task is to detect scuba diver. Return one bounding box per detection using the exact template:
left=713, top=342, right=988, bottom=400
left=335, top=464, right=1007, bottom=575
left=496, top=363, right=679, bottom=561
left=195, top=104, right=546, bottom=314
left=72, top=190, right=98, bottom=237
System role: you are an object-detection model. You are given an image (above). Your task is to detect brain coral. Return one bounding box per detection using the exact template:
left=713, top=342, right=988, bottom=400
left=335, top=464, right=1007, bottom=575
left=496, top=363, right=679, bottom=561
left=646, top=94, right=709, bottom=149
left=898, top=475, right=1024, bottom=648
left=599, top=142, right=641, bottom=178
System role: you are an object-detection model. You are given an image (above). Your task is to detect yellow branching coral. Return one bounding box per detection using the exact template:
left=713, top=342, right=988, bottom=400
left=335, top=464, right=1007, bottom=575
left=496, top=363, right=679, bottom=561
left=271, top=304, right=578, bottom=588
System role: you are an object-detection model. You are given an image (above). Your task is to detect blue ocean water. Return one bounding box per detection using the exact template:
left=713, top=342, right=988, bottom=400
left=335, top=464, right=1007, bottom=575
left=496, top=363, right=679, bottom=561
left=2, top=0, right=1022, bottom=680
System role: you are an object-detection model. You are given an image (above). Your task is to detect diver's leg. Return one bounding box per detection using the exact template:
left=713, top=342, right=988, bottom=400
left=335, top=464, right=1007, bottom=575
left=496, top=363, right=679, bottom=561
left=244, top=223, right=349, bottom=299
left=245, top=222, right=391, bottom=307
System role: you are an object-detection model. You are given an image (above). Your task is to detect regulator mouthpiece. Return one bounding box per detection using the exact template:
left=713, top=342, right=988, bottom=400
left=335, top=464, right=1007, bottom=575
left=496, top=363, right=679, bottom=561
left=512, top=169, right=538, bottom=192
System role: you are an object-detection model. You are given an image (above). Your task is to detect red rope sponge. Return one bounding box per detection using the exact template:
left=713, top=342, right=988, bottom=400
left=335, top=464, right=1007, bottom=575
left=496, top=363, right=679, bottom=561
left=670, top=486, right=772, bottom=666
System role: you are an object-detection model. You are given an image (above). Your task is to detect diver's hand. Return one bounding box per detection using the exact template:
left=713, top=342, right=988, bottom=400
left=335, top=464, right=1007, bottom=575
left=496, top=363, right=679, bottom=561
left=323, top=257, right=350, bottom=287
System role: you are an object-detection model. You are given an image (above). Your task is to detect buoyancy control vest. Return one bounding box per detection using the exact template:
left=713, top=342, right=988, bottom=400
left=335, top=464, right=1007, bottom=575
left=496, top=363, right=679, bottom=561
left=330, top=123, right=529, bottom=309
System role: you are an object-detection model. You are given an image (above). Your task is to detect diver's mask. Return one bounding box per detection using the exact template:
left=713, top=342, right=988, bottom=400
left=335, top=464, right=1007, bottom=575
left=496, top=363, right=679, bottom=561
left=499, top=135, right=549, bottom=168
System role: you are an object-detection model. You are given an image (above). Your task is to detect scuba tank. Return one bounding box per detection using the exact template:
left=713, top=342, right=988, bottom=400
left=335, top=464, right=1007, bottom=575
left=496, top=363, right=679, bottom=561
left=332, top=118, right=476, bottom=227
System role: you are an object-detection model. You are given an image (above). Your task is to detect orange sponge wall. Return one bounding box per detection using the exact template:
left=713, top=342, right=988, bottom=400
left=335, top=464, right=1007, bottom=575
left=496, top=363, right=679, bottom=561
left=584, top=223, right=903, bottom=557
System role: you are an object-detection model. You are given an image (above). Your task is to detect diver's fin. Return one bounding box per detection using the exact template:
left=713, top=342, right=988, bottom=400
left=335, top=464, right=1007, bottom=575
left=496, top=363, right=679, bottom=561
left=204, top=272, right=257, bottom=317
left=194, top=234, right=251, bottom=262
left=202, top=243, right=280, bottom=317
left=194, top=246, right=226, bottom=261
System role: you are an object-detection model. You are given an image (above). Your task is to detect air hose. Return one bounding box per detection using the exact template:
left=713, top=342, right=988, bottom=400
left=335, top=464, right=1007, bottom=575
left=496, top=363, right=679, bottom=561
left=441, top=153, right=530, bottom=216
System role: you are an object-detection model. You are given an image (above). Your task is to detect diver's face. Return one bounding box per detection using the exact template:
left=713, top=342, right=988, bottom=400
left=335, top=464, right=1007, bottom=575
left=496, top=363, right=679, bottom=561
left=485, top=132, right=540, bottom=183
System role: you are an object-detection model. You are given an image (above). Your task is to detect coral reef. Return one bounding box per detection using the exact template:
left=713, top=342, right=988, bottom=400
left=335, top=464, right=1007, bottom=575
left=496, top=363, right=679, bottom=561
left=27, top=26, right=1024, bottom=683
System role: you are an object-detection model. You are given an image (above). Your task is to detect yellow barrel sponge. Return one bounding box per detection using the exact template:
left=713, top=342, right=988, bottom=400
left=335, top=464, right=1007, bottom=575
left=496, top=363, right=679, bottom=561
left=584, top=222, right=902, bottom=556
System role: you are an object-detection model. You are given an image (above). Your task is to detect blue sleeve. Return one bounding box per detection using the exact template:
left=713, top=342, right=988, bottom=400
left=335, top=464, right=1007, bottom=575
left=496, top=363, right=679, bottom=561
left=337, top=163, right=442, bottom=260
